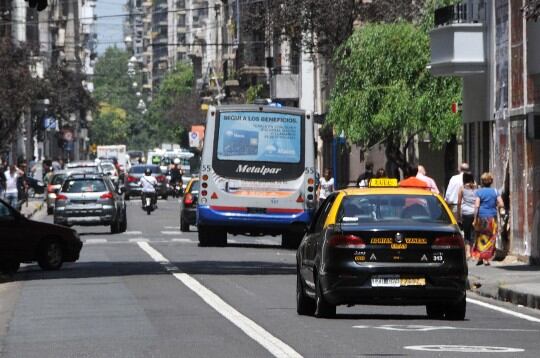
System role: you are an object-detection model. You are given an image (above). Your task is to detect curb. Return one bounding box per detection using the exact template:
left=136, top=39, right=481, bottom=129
left=498, top=286, right=540, bottom=310
left=23, top=201, right=45, bottom=219
left=468, top=275, right=540, bottom=311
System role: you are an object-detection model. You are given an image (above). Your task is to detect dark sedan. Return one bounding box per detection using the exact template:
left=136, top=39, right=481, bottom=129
left=0, top=199, right=83, bottom=273
left=296, top=181, right=467, bottom=320
left=124, top=165, right=168, bottom=200
left=180, top=178, right=199, bottom=232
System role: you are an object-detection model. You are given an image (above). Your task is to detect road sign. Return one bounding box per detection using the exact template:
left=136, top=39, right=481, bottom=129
left=189, top=131, right=199, bottom=148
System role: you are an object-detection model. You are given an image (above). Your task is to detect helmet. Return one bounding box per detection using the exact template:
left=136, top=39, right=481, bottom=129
left=144, top=168, right=152, bottom=176
left=173, top=158, right=181, bottom=165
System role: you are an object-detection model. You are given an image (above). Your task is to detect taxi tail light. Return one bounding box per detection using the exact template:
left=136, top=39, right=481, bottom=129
left=99, top=192, right=114, bottom=200
left=183, top=193, right=193, bottom=206
left=432, top=234, right=464, bottom=249
left=55, top=194, right=68, bottom=202
left=328, top=234, right=366, bottom=249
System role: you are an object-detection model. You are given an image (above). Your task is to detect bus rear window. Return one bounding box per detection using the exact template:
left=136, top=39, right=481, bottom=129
left=216, top=111, right=301, bottom=164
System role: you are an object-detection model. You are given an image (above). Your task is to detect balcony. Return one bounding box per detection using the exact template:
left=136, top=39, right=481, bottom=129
left=429, top=1, right=486, bottom=77
left=270, top=73, right=299, bottom=100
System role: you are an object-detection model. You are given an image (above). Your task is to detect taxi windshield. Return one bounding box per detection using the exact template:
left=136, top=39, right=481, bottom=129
left=337, top=194, right=451, bottom=225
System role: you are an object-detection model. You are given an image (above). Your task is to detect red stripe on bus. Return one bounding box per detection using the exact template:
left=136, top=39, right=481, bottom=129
left=210, top=206, right=247, bottom=212
left=267, top=208, right=305, bottom=214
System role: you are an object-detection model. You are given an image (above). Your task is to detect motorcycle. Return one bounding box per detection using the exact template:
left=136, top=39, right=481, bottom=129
left=141, top=192, right=157, bottom=215
left=171, top=181, right=183, bottom=198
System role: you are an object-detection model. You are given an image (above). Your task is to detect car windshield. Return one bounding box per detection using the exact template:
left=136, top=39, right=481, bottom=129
left=62, top=179, right=107, bottom=193
left=189, top=181, right=200, bottom=193
left=131, top=166, right=160, bottom=174
left=337, top=194, right=451, bottom=225
left=52, top=174, right=67, bottom=185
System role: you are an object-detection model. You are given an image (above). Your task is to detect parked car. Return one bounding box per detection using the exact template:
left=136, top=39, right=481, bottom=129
left=0, top=198, right=83, bottom=273
left=54, top=173, right=127, bottom=234
left=124, top=165, right=168, bottom=200
left=46, top=170, right=68, bottom=215
left=296, top=179, right=467, bottom=319
left=180, top=178, right=199, bottom=232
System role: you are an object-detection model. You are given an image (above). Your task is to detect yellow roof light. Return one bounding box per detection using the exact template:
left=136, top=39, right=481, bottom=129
left=368, top=178, right=398, bottom=188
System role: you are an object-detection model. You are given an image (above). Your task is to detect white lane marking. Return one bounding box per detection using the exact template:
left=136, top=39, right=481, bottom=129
left=129, top=238, right=150, bottom=242
left=164, top=226, right=180, bottom=229
left=137, top=242, right=302, bottom=358
left=228, top=239, right=239, bottom=244
left=171, top=238, right=194, bottom=243
left=122, top=231, right=142, bottom=235
left=84, top=239, right=108, bottom=244
left=161, top=231, right=181, bottom=235
left=405, top=345, right=524, bottom=353
left=467, top=297, right=540, bottom=323
left=353, top=324, right=540, bottom=333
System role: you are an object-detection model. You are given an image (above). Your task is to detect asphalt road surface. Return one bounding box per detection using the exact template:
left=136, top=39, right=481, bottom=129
left=2, top=198, right=540, bottom=357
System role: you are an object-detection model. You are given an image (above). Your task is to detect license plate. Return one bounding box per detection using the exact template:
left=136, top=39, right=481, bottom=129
left=371, top=275, right=425, bottom=287
left=371, top=275, right=400, bottom=287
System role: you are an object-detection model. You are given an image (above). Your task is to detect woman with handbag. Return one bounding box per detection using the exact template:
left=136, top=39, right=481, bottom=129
left=473, top=172, right=505, bottom=266
left=457, top=171, right=477, bottom=259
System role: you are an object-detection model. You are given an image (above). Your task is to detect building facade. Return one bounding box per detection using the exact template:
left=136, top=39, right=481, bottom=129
left=430, top=0, right=540, bottom=262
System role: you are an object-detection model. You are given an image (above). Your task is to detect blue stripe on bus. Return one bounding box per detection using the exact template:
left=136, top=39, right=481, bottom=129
left=197, top=205, right=313, bottom=227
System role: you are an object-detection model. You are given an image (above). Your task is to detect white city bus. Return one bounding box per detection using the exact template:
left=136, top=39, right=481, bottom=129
left=197, top=105, right=316, bottom=248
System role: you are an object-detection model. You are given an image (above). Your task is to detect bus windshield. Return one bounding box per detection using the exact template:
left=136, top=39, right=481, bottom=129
left=216, top=111, right=302, bottom=164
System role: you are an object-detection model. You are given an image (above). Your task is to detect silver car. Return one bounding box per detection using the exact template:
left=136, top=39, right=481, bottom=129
left=54, top=173, right=127, bottom=234
left=46, top=171, right=68, bottom=215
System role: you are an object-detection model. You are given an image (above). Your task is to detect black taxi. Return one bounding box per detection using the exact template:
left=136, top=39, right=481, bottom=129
left=296, top=178, right=467, bottom=319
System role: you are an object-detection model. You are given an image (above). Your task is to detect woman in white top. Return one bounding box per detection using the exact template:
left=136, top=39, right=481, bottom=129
left=457, top=171, right=477, bottom=259
left=317, top=168, right=334, bottom=205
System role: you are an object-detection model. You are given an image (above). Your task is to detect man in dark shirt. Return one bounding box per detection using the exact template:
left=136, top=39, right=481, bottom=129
left=356, top=161, right=374, bottom=187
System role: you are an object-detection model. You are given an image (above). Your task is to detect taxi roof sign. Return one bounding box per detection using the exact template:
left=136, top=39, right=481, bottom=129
left=368, top=178, right=398, bottom=188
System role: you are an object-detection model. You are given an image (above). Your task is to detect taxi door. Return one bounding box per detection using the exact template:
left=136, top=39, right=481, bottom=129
left=304, top=194, right=337, bottom=276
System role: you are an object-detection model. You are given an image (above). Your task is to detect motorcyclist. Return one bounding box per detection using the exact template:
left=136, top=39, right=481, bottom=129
left=169, top=158, right=183, bottom=193
left=139, top=168, right=158, bottom=208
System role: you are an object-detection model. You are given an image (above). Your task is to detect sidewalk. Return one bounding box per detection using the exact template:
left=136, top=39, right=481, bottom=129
left=18, top=197, right=45, bottom=219
left=468, top=256, right=540, bottom=310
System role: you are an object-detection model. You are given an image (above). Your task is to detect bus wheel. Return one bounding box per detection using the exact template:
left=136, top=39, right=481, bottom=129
left=282, top=231, right=302, bottom=249
left=198, top=226, right=211, bottom=247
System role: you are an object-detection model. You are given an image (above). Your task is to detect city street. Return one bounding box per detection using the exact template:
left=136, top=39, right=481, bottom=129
left=1, top=199, right=540, bottom=357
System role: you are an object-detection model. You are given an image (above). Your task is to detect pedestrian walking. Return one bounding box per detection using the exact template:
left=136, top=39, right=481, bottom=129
left=317, top=168, right=334, bottom=205
left=399, top=166, right=429, bottom=189
left=457, top=171, right=477, bottom=259
left=445, top=162, right=469, bottom=218
left=3, top=165, right=24, bottom=210
left=356, top=161, right=373, bottom=187
left=473, top=172, right=504, bottom=266
left=416, top=165, right=440, bottom=194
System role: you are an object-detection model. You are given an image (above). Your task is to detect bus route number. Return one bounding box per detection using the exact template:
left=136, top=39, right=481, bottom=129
left=305, top=167, right=315, bottom=174
left=202, top=165, right=212, bottom=172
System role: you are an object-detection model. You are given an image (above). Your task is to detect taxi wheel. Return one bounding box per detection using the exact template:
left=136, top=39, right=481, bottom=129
left=314, top=277, right=336, bottom=318
left=282, top=232, right=302, bottom=249
left=296, top=273, right=315, bottom=316
left=444, top=296, right=466, bottom=321
left=426, top=303, right=445, bottom=319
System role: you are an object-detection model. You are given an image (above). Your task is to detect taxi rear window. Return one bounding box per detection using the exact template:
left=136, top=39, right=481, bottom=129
left=337, top=194, right=451, bottom=224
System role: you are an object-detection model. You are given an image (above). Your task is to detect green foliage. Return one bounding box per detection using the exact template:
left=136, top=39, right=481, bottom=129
left=145, top=63, right=203, bottom=145
left=327, top=22, right=461, bottom=170
left=245, top=84, right=264, bottom=104
left=90, top=47, right=156, bottom=150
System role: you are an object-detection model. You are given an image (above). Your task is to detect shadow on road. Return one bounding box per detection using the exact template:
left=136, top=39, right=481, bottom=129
left=11, top=259, right=296, bottom=282
left=334, top=313, right=430, bottom=320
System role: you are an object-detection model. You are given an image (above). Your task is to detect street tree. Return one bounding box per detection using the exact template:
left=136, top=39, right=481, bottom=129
left=0, top=39, right=38, bottom=152
left=145, top=63, right=204, bottom=146
left=91, top=47, right=155, bottom=149
left=327, top=22, right=461, bottom=172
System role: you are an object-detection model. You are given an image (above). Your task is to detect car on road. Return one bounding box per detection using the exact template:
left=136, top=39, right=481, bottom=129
left=99, top=161, right=121, bottom=188
left=45, top=170, right=68, bottom=215
left=65, top=161, right=103, bottom=174
left=0, top=198, right=83, bottom=273
left=180, top=177, right=199, bottom=232
left=53, top=173, right=127, bottom=233
left=124, top=165, right=168, bottom=200
left=296, top=178, right=467, bottom=319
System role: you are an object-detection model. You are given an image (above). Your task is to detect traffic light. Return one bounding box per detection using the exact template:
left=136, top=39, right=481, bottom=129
left=26, top=0, right=48, bottom=11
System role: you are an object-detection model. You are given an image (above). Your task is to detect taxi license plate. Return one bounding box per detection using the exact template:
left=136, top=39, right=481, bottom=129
left=371, top=275, right=425, bottom=287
